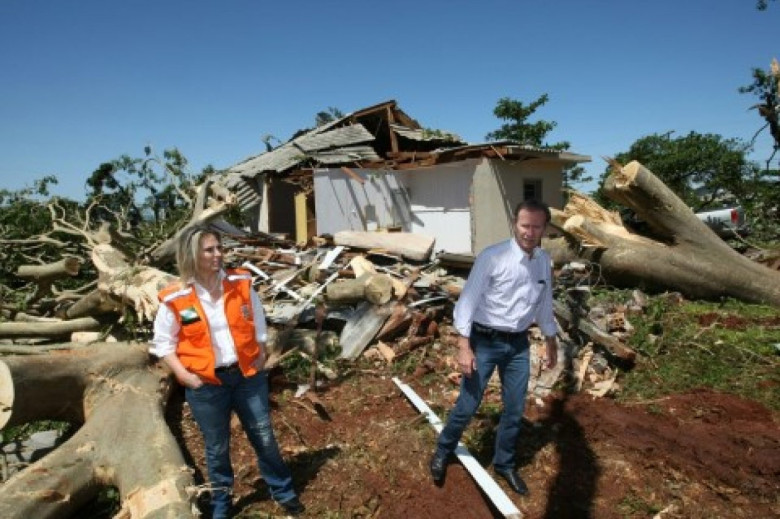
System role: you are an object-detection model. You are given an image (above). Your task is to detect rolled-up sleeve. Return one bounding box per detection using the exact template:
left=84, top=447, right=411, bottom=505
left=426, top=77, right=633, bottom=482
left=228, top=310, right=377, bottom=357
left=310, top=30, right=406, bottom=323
left=250, top=289, right=268, bottom=343
left=149, top=302, right=181, bottom=358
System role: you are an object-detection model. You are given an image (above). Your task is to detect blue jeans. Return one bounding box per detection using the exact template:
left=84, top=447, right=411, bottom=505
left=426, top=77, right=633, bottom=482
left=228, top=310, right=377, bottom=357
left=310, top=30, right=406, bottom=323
left=185, top=370, right=296, bottom=518
left=435, top=330, right=530, bottom=471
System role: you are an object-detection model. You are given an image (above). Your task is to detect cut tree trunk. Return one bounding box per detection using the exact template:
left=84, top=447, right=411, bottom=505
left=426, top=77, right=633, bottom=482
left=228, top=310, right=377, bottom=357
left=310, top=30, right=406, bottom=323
left=325, top=273, right=394, bottom=305
left=16, top=257, right=82, bottom=303
left=16, top=257, right=81, bottom=283
left=549, top=161, right=780, bottom=307
left=0, top=317, right=101, bottom=339
left=61, top=288, right=123, bottom=319
left=349, top=255, right=408, bottom=299
left=0, top=342, right=196, bottom=518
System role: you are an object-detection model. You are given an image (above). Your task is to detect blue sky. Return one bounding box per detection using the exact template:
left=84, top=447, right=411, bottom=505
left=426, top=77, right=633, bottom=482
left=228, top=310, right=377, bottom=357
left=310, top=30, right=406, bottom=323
left=1, top=0, right=777, bottom=200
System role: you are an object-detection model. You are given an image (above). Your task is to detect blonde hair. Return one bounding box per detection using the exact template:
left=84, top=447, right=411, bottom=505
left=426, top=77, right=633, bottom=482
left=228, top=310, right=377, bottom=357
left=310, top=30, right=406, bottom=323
left=175, top=226, right=221, bottom=282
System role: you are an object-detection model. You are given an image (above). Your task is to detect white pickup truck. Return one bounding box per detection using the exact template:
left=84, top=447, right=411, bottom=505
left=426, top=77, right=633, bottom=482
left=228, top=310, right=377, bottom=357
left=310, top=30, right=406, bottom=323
left=695, top=206, right=748, bottom=237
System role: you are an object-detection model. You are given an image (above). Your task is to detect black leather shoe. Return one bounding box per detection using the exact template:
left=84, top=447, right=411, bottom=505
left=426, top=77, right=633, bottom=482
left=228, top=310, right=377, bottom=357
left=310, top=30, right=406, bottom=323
left=279, top=496, right=305, bottom=515
left=429, top=451, right=449, bottom=484
left=495, top=468, right=529, bottom=495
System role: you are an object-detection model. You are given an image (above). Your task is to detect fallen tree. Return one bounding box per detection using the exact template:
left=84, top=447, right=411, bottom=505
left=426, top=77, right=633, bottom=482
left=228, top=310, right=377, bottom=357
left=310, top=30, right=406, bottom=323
left=0, top=179, right=240, bottom=515
left=547, top=160, right=780, bottom=307
left=30, top=180, right=237, bottom=323
left=0, top=342, right=197, bottom=518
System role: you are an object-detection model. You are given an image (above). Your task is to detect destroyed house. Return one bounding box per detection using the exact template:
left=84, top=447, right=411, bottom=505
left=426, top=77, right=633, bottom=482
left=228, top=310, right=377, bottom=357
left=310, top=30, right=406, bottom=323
left=221, top=100, right=590, bottom=256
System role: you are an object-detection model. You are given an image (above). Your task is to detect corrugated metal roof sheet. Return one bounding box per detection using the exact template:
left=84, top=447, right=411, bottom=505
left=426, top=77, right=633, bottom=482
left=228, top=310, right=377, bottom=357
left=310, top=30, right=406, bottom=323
left=296, top=124, right=375, bottom=152
left=228, top=123, right=375, bottom=178
left=390, top=123, right=464, bottom=144
left=306, top=146, right=381, bottom=164
left=219, top=123, right=378, bottom=211
left=430, top=141, right=591, bottom=163
left=229, top=146, right=305, bottom=177
left=225, top=124, right=378, bottom=182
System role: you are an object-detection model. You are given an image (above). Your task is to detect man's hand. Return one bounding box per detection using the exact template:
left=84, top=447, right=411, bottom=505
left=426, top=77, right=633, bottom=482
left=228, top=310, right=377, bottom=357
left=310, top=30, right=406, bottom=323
left=543, top=336, right=558, bottom=370
left=458, top=336, right=477, bottom=377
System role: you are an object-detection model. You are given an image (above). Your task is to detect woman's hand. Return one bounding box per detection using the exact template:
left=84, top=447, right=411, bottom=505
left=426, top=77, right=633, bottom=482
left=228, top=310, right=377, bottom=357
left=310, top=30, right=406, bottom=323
left=177, top=370, right=203, bottom=389
left=253, top=348, right=267, bottom=372
left=163, top=354, right=204, bottom=389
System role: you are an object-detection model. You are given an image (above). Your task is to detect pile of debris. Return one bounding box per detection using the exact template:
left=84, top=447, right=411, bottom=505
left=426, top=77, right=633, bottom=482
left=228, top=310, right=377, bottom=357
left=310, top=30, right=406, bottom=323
left=217, top=228, right=640, bottom=403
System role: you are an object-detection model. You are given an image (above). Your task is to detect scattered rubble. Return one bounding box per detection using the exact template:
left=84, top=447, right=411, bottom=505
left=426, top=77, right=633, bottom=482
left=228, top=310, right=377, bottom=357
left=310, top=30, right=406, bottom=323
left=0, top=224, right=641, bottom=409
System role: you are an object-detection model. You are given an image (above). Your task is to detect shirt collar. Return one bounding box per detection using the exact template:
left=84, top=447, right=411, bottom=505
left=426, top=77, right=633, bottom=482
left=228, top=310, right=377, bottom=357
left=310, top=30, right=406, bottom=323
left=188, top=269, right=225, bottom=293
left=510, top=237, right=539, bottom=261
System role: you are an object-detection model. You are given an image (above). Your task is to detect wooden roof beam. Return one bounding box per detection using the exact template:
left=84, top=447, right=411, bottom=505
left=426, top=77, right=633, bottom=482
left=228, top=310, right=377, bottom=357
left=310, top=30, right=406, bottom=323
left=386, top=106, right=399, bottom=155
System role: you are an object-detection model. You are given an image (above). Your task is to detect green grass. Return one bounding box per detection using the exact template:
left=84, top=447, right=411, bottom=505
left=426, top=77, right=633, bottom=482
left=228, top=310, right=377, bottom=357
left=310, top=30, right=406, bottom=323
left=278, top=336, right=342, bottom=385
left=617, top=491, right=662, bottom=517
left=590, top=292, right=780, bottom=411
left=1, top=420, right=73, bottom=444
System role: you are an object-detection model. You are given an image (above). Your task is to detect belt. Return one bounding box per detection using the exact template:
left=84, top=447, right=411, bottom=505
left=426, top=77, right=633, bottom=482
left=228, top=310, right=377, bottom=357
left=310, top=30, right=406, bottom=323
left=214, top=363, right=240, bottom=374
left=472, top=322, right=527, bottom=341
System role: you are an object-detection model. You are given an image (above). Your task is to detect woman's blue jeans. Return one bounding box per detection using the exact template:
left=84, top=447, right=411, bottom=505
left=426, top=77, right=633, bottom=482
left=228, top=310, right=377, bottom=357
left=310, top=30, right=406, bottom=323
left=185, top=370, right=295, bottom=518
left=435, top=329, right=530, bottom=471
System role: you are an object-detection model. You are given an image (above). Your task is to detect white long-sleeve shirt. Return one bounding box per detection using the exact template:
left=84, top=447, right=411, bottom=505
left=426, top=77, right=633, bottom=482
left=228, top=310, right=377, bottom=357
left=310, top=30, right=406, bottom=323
left=149, top=273, right=268, bottom=367
left=453, top=238, right=558, bottom=338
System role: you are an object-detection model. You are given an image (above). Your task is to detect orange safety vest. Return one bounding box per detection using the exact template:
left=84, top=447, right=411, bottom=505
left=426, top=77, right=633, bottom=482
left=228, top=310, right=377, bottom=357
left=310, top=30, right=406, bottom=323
left=158, top=268, right=261, bottom=385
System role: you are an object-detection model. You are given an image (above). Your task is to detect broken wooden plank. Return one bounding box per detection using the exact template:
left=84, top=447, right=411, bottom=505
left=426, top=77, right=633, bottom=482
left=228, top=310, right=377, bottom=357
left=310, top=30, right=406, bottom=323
left=338, top=301, right=394, bottom=360
left=553, top=300, right=636, bottom=363
left=574, top=349, right=594, bottom=393
left=435, top=252, right=475, bottom=269
left=375, top=302, right=412, bottom=340
left=386, top=151, right=433, bottom=160
left=340, top=166, right=365, bottom=185
left=242, top=261, right=305, bottom=302
left=375, top=341, right=396, bottom=362
left=392, top=377, right=522, bottom=519
left=334, top=231, right=435, bottom=262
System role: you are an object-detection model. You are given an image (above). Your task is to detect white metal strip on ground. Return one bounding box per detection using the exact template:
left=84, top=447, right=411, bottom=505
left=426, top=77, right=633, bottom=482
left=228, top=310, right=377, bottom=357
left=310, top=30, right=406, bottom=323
left=392, top=377, right=523, bottom=519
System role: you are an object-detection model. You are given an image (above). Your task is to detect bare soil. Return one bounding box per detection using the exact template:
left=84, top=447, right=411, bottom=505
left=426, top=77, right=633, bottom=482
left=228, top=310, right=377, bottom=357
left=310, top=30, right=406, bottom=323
left=168, top=360, right=780, bottom=518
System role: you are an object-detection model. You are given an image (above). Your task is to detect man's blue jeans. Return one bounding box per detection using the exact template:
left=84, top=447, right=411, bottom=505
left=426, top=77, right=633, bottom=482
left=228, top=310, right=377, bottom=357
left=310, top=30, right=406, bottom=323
left=185, top=370, right=296, bottom=518
left=435, top=330, right=530, bottom=471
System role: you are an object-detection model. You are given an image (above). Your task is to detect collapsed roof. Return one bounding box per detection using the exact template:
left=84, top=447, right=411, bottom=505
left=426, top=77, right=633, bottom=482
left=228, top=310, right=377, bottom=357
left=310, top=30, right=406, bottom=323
left=219, top=99, right=590, bottom=211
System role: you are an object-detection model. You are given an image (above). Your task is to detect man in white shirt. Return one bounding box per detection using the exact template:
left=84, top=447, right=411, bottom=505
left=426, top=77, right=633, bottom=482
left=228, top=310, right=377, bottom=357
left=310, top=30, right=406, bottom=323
left=430, top=199, right=559, bottom=495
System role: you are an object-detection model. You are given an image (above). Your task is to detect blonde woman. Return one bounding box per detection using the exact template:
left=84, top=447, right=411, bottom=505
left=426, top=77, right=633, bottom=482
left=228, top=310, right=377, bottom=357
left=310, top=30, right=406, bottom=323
left=150, top=226, right=303, bottom=518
